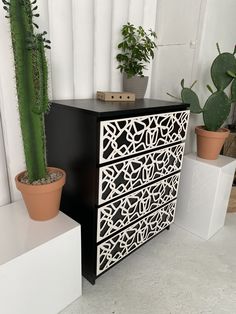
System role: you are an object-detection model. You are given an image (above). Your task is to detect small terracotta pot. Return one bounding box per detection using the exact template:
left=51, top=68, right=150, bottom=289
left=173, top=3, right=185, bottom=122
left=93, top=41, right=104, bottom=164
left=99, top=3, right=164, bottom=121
left=15, top=167, right=66, bottom=221
left=195, top=126, right=230, bottom=160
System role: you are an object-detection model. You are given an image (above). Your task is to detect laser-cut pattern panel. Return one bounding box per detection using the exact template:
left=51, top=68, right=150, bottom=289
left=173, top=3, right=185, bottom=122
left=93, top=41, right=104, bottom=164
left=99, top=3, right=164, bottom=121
left=99, top=110, right=189, bottom=163
left=98, top=143, right=184, bottom=205
left=97, top=201, right=176, bottom=275
left=97, top=174, right=180, bottom=242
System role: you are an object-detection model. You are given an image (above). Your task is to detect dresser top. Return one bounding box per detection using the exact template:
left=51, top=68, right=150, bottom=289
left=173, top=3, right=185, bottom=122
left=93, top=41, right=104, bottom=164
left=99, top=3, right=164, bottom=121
left=51, top=98, right=188, bottom=118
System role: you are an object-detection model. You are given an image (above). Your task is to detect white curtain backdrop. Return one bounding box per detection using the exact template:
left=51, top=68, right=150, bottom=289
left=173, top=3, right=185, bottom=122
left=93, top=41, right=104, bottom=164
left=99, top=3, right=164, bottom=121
left=0, top=108, right=10, bottom=206
left=0, top=0, right=204, bottom=202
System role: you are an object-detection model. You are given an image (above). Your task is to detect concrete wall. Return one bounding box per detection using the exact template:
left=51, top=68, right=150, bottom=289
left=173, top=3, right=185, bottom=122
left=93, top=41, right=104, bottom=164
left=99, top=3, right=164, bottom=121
left=195, top=0, right=236, bottom=123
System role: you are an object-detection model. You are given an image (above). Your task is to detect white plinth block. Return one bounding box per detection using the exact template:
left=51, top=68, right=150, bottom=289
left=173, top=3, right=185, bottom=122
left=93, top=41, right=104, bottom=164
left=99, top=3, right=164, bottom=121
left=175, top=153, right=236, bottom=240
left=0, top=200, right=81, bottom=314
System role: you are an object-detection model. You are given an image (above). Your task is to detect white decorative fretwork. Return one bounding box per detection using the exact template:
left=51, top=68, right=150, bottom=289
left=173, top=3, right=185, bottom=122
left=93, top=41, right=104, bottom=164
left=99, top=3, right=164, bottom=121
left=99, top=110, right=189, bottom=163
left=98, top=143, right=184, bottom=204
left=97, top=200, right=176, bottom=275
left=97, top=174, right=180, bottom=241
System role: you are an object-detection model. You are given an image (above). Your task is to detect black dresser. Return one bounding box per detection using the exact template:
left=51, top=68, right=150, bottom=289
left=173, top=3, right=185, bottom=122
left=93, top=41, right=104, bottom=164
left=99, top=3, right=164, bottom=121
left=45, top=99, right=189, bottom=284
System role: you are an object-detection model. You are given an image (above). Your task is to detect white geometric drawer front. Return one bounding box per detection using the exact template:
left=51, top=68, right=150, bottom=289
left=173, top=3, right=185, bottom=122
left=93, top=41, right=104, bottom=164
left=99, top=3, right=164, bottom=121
left=97, top=200, right=176, bottom=275
left=99, top=110, right=189, bottom=163
left=98, top=143, right=184, bottom=205
left=97, top=174, right=180, bottom=242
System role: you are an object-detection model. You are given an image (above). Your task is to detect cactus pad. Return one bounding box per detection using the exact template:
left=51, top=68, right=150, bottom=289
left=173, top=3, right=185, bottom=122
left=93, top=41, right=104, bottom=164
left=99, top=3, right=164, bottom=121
left=181, top=88, right=202, bottom=113
left=203, top=91, right=231, bottom=131
left=211, top=52, right=236, bottom=90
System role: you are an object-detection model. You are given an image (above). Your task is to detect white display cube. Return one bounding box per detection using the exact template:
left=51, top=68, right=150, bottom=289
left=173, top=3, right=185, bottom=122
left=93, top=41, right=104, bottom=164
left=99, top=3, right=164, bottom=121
left=175, top=153, right=236, bottom=240
left=0, top=200, right=81, bottom=314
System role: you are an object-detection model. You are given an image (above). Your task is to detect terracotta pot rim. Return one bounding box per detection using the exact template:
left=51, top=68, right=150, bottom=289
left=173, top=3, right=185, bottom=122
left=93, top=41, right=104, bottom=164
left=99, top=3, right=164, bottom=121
left=15, top=167, right=66, bottom=194
left=195, top=125, right=230, bottom=139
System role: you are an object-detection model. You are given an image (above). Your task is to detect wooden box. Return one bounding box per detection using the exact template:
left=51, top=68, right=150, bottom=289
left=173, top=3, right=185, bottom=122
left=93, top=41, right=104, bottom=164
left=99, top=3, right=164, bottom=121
left=96, top=91, right=135, bottom=102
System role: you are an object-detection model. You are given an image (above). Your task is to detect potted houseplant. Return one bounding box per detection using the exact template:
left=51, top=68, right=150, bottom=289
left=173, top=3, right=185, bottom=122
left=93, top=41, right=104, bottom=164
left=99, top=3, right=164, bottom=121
left=116, top=22, right=157, bottom=99
left=2, top=0, right=65, bottom=220
left=169, top=44, right=236, bottom=160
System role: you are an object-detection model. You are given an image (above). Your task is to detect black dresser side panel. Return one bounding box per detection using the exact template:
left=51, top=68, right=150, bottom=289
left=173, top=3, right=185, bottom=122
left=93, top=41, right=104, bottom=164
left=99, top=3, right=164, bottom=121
left=45, top=104, right=98, bottom=284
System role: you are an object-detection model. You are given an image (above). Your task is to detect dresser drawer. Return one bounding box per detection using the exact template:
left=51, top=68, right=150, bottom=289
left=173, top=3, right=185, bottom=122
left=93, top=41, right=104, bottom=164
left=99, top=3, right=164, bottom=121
left=97, top=200, right=176, bottom=275
left=98, top=143, right=184, bottom=205
left=99, top=110, right=189, bottom=164
left=97, top=173, right=180, bottom=242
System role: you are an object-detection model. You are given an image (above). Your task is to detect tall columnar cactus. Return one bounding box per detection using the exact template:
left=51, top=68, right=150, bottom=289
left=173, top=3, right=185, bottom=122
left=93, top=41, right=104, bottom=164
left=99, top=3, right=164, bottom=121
left=2, top=0, right=50, bottom=182
left=180, top=44, right=236, bottom=132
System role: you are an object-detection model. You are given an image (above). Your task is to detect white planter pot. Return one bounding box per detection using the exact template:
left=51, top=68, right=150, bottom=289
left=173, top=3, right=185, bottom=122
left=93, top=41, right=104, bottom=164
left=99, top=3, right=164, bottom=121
left=123, top=74, right=148, bottom=99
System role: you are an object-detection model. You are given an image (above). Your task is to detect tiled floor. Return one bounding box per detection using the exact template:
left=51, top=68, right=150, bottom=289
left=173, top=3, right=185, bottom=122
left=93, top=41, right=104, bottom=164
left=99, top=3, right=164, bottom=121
left=61, top=213, right=236, bottom=314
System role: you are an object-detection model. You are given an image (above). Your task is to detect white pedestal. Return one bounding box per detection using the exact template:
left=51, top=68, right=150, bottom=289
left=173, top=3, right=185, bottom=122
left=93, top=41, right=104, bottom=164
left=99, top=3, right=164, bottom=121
left=0, top=200, right=81, bottom=314
left=175, top=153, right=236, bottom=240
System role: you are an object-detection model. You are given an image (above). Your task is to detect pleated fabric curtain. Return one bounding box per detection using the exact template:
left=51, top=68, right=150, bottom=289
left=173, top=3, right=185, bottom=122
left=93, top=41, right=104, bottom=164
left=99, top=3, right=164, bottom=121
left=0, top=109, right=10, bottom=206
left=0, top=0, right=204, bottom=201
left=49, top=0, right=158, bottom=99
left=0, top=0, right=159, bottom=201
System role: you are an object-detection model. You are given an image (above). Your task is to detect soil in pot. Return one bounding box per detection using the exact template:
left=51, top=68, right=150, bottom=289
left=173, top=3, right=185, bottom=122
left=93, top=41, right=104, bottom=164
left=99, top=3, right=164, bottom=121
left=20, top=170, right=63, bottom=185
left=15, top=167, right=66, bottom=221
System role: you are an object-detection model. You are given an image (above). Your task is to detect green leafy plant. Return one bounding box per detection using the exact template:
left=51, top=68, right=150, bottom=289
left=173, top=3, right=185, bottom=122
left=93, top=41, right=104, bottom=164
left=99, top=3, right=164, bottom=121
left=168, top=44, right=236, bottom=132
left=2, top=0, right=51, bottom=182
left=116, top=22, right=157, bottom=78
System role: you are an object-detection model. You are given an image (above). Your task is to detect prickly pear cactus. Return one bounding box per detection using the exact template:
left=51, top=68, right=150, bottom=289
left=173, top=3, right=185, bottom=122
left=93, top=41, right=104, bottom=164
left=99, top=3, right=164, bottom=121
left=179, top=44, right=236, bottom=132
left=2, top=0, right=51, bottom=182
left=203, top=91, right=231, bottom=131
left=211, top=50, right=236, bottom=90
left=180, top=79, right=202, bottom=113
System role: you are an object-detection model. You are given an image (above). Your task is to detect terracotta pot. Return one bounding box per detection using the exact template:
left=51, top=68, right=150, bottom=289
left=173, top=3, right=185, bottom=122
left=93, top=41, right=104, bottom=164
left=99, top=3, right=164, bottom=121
left=195, top=126, right=230, bottom=160
left=15, top=167, right=66, bottom=221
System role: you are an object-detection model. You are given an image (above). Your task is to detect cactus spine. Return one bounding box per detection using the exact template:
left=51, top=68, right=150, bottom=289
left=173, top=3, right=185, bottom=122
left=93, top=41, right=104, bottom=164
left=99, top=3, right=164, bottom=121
left=180, top=44, right=236, bottom=132
left=2, top=0, right=50, bottom=182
